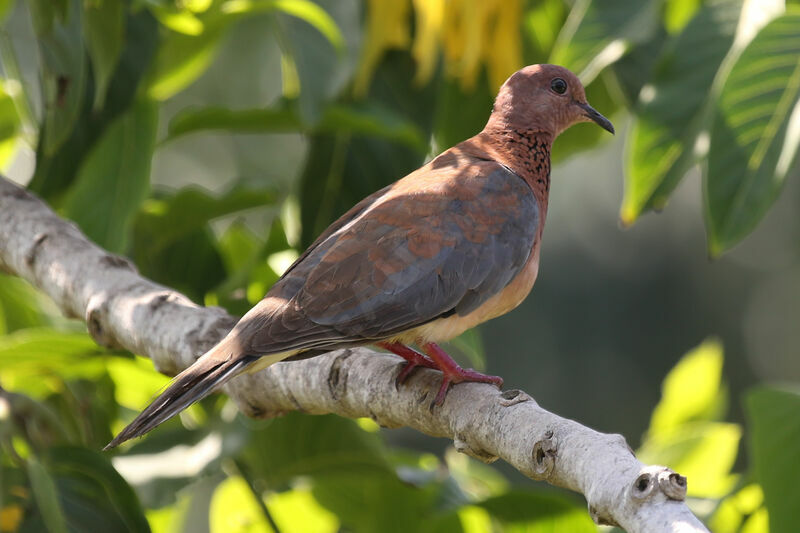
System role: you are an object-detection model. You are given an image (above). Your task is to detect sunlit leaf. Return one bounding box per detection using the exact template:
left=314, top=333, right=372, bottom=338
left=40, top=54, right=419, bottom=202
left=83, top=0, right=125, bottom=109
left=0, top=328, right=106, bottom=397
left=223, top=0, right=343, bottom=51
left=710, top=484, right=765, bottom=533
left=0, top=82, right=20, bottom=169
left=63, top=99, right=158, bottom=253
left=268, top=488, right=339, bottom=533
left=664, top=0, right=703, bottom=33
left=746, top=387, right=800, bottom=533
left=145, top=25, right=226, bottom=101
left=706, top=11, right=800, bottom=255
left=106, top=357, right=170, bottom=412
left=648, top=339, right=726, bottom=434
left=623, top=0, right=741, bottom=224
left=210, top=476, right=271, bottom=533
left=550, top=0, right=660, bottom=84
left=638, top=421, right=740, bottom=497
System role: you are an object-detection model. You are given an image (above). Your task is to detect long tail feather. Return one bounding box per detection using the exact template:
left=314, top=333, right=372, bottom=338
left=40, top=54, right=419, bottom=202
left=105, top=348, right=258, bottom=450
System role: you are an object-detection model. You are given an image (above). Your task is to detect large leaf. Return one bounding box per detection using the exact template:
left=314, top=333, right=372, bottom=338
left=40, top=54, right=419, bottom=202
left=648, top=339, right=726, bottom=434
left=29, top=8, right=158, bottom=201
left=298, top=51, right=436, bottom=247
left=622, top=0, right=741, bottom=224
left=638, top=340, right=739, bottom=498
left=166, top=100, right=425, bottom=151
left=83, top=0, right=124, bottom=110
left=33, top=0, right=87, bottom=157
left=62, top=99, right=158, bottom=253
left=549, top=0, right=660, bottom=83
left=746, top=387, right=800, bottom=533
left=32, top=447, right=150, bottom=533
left=705, top=11, right=800, bottom=254
left=26, top=457, right=69, bottom=533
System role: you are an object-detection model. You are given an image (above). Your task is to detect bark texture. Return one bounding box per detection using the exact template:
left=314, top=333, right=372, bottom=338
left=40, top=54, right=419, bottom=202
left=0, top=176, right=708, bottom=532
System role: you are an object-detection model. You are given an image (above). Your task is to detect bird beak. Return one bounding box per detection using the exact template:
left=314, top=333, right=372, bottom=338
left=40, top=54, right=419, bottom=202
left=577, top=102, right=614, bottom=134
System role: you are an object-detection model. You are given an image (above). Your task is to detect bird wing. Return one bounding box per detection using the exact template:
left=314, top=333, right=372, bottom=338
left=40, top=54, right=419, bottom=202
left=239, top=159, right=539, bottom=354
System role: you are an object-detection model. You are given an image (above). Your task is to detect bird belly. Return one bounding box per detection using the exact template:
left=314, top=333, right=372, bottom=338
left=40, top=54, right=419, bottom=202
left=396, top=244, right=541, bottom=344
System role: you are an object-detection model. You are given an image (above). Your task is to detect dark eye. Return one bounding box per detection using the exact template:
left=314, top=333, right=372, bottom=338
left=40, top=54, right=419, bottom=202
left=550, top=78, right=567, bottom=94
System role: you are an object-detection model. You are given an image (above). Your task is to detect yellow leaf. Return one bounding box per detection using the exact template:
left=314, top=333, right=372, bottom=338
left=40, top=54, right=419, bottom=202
left=268, top=487, right=339, bottom=533
left=649, top=339, right=725, bottom=435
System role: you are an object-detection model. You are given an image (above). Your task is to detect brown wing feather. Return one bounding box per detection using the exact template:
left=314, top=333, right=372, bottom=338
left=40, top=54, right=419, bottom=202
left=234, top=158, right=538, bottom=355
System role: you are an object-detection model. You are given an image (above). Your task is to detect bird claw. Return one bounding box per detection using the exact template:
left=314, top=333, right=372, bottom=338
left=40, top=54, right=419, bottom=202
left=429, top=367, right=504, bottom=409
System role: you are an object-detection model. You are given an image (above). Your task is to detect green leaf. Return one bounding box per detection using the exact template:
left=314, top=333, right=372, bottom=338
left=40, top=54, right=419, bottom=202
left=311, top=471, right=440, bottom=533
left=550, top=0, right=660, bottom=83
left=166, top=101, right=426, bottom=150
left=42, top=446, right=150, bottom=532
left=238, top=413, right=391, bottom=489
left=0, top=275, right=48, bottom=334
left=267, top=488, right=339, bottom=533
left=0, top=328, right=106, bottom=397
left=648, top=339, right=726, bottom=434
left=477, top=490, right=597, bottom=532
left=638, top=422, right=740, bottom=498
left=36, top=0, right=87, bottom=156
left=224, top=0, right=344, bottom=52
left=83, top=0, right=125, bottom=110
left=746, top=387, right=800, bottom=533
left=209, top=476, right=271, bottom=533
left=62, top=99, right=158, bottom=253
left=664, top=0, right=703, bottom=34
left=145, top=24, right=226, bottom=101
left=623, top=0, right=741, bottom=224
left=29, top=8, right=158, bottom=202
left=131, top=182, right=275, bottom=301
left=26, top=457, right=69, bottom=533
left=0, top=82, right=20, bottom=169
left=706, top=11, right=800, bottom=255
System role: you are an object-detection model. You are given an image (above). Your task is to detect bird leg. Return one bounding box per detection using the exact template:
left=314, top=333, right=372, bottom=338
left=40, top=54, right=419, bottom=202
left=420, top=342, right=504, bottom=407
left=377, top=341, right=439, bottom=387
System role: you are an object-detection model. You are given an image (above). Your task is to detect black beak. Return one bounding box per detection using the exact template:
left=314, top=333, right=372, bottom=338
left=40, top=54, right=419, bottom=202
left=578, top=102, right=614, bottom=134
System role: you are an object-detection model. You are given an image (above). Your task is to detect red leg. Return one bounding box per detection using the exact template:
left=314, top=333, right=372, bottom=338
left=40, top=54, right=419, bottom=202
left=420, top=342, right=503, bottom=407
left=377, top=341, right=438, bottom=387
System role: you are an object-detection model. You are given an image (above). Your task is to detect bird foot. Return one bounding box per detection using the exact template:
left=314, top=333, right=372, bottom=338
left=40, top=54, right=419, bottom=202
left=421, top=342, right=503, bottom=408
left=377, top=342, right=439, bottom=388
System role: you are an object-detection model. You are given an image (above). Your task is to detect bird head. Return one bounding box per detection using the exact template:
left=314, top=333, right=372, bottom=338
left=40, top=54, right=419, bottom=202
left=487, top=64, right=614, bottom=138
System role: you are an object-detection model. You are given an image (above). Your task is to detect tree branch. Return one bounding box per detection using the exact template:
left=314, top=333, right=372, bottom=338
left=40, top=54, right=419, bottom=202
left=0, top=176, right=708, bottom=532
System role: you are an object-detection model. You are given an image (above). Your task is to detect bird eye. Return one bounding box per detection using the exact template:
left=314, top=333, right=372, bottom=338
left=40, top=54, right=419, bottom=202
left=550, top=78, right=567, bottom=95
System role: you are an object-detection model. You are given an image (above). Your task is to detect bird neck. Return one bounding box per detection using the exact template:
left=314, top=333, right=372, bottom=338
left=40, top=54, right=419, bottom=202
left=472, top=127, right=553, bottom=216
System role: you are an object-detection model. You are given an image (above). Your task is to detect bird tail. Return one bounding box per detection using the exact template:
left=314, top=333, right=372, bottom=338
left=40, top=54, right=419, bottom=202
left=105, top=340, right=258, bottom=450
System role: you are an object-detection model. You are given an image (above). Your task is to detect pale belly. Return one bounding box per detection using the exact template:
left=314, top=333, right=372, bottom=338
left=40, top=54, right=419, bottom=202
left=393, top=243, right=542, bottom=344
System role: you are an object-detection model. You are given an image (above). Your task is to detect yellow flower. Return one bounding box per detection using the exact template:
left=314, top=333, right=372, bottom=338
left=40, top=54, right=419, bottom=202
left=355, top=0, right=523, bottom=95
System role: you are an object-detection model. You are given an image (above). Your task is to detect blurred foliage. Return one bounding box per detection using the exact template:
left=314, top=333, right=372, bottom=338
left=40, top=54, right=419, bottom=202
left=0, top=0, right=799, bottom=531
